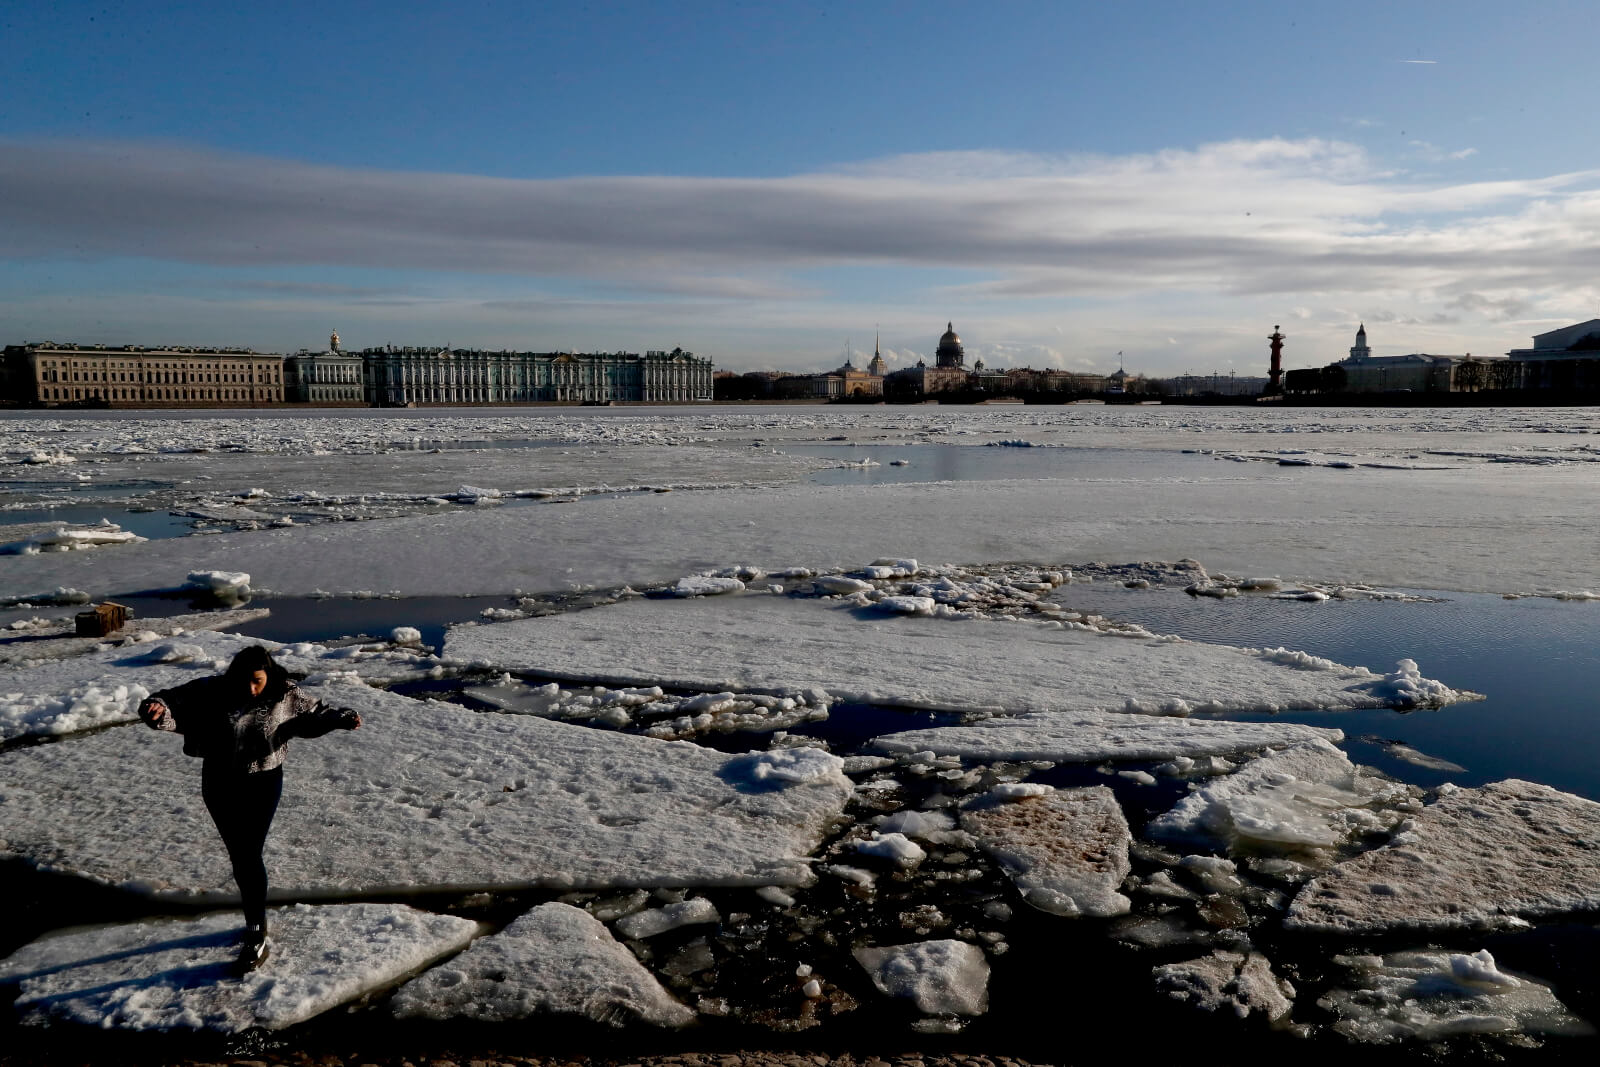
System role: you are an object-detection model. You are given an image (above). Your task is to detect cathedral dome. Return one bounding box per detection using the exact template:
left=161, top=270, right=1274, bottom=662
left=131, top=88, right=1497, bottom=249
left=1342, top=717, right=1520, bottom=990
left=935, top=321, right=965, bottom=369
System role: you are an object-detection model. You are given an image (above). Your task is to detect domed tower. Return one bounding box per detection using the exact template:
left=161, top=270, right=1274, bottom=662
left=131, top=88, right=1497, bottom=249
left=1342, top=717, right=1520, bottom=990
left=935, top=322, right=965, bottom=368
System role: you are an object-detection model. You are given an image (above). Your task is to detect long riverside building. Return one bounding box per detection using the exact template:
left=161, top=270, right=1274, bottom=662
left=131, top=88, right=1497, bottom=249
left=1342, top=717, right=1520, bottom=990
left=359, top=346, right=713, bottom=405
left=2, top=342, right=714, bottom=407
left=2, top=343, right=284, bottom=407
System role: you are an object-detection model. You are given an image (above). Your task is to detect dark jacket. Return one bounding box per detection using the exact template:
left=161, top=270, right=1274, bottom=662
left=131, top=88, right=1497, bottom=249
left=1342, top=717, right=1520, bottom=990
left=142, top=674, right=358, bottom=774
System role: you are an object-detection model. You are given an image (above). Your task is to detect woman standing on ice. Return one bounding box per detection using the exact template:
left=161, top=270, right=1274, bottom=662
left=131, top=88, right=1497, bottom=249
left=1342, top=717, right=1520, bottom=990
left=137, top=645, right=361, bottom=973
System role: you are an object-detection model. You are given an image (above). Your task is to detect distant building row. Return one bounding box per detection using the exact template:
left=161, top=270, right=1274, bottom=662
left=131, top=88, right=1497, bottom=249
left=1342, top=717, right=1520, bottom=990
left=1284, top=321, right=1600, bottom=395
left=0, top=333, right=713, bottom=408
left=723, top=323, right=1120, bottom=400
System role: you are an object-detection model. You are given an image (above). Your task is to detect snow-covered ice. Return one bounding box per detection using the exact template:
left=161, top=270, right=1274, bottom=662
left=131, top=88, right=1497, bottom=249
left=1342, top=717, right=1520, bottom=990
left=6, top=408, right=1600, bottom=600
left=390, top=902, right=693, bottom=1027
left=0, top=627, right=435, bottom=742
left=0, top=903, right=480, bottom=1032
left=445, top=595, right=1469, bottom=719
left=852, top=940, right=990, bottom=1017
left=961, top=787, right=1132, bottom=918
left=1286, top=779, right=1600, bottom=933
left=1318, top=949, right=1593, bottom=1043
left=0, top=683, right=853, bottom=897
left=873, top=715, right=1341, bottom=766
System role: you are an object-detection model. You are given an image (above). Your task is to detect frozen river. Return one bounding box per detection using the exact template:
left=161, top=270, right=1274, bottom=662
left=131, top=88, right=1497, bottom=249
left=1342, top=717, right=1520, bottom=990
left=2, top=405, right=1598, bottom=1059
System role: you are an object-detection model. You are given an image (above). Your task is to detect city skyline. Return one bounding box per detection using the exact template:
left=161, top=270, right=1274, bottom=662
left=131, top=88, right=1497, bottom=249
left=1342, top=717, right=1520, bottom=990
left=4, top=1, right=1598, bottom=375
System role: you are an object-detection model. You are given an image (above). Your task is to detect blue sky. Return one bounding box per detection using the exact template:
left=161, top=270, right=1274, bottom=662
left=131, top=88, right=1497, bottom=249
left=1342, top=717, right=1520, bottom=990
left=4, top=1, right=1599, bottom=374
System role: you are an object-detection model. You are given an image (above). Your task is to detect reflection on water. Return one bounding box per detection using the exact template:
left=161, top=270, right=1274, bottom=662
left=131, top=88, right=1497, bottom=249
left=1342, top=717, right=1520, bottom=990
left=1055, top=582, right=1600, bottom=801
left=0, top=505, right=194, bottom=541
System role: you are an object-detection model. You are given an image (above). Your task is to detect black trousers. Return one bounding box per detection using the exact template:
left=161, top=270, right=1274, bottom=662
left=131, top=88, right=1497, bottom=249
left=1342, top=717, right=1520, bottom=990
left=201, top=763, right=283, bottom=930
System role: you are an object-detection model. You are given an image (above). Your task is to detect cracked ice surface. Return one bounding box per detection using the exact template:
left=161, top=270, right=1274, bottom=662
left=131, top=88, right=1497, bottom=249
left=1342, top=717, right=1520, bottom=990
left=5, top=466, right=1599, bottom=601
left=446, top=595, right=1465, bottom=718
left=961, top=786, right=1132, bottom=918
left=390, top=902, right=693, bottom=1027
left=1285, top=779, right=1600, bottom=934
left=0, top=684, right=853, bottom=897
left=0, top=903, right=480, bottom=1032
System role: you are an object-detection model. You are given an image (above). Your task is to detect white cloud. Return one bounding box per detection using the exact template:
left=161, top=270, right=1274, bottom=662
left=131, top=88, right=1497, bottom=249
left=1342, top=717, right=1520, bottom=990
left=5, top=136, right=1600, bottom=372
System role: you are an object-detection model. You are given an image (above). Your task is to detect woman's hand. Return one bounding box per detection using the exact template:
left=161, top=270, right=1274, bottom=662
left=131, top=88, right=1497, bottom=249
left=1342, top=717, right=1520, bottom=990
left=138, top=697, right=169, bottom=728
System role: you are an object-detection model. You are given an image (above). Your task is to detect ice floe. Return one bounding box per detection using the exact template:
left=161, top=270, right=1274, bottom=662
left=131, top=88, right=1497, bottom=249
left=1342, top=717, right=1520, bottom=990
left=961, top=787, right=1131, bottom=918
left=852, top=939, right=989, bottom=1018
left=0, top=684, right=852, bottom=897
left=0, top=903, right=480, bottom=1032
left=389, top=902, right=693, bottom=1026
left=1147, top=738, right=1419, bottom=858
left=1286, top=779, right=1600, bottom=933
left=1319, top=949, right=1593, bottom=1043
left=872, top=715, right=1340, bottom=766
left=1152, top=950, right=1294, bottom=1022
left=445, top=595, right=1470, bottom=720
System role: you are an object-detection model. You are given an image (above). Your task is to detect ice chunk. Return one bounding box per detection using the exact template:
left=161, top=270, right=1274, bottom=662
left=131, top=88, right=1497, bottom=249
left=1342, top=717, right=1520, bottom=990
left=0, top=903, right=480, bottom=1032
left=0, top=685, right=852, bottom=897
left=875, top=810, right=957, bottom=840
left=854, top=832, right=927, bottom=868
left=185, top=570, right=251, bottom=599
left=1153, top=950, right=1294, bottom=1021
left=1358, top=657, right=1473, bottom=709
left=736, top=747, right=850, bottom=788
left=672, top=575, right=745, bottom=597
left=614, top=898, right=720, bottom=940
left=962, top=786, right=1131, bottom=918
left=813, top=575, right=874, bottom=595
left=853, top=940, right=989, bottom=1016
left=390, top=626, right=423, bottom=646
left=874, top=595, right=937, bottom=616
left=1147, top=738, right=1413, bottom=855
left=1286, top=779, right=1600, bottom=934
left=1319, top=949, right=1593, bottom=1043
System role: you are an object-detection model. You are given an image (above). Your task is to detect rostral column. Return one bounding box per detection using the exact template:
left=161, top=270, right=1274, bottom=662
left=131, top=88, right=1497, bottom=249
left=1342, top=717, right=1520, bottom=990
left=1267, top=325, right=1285, bottom=394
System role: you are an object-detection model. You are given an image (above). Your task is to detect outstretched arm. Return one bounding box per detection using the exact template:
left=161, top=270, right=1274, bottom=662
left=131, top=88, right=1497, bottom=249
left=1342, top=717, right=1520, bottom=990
left=137, top=675, right=222, bottom=733
left=280, top=690, right=362, bottom=738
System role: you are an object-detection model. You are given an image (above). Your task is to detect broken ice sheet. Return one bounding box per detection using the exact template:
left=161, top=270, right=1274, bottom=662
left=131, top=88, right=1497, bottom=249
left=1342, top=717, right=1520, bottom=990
left=389, top=902, right=693, bottom=1027
left=446, top=595, right=1473, bottom=718
left=1319, top=949, right=1593, bottom=1044
left=0, top=684, right=852, bottom=897
left=0, top=903, right=480, bottom=1032
left=1146, top=737, right=1420, bottom=859
left=960, top=786, right=1132, bottom=918
left=1286, top=779, right=1600, bottom=934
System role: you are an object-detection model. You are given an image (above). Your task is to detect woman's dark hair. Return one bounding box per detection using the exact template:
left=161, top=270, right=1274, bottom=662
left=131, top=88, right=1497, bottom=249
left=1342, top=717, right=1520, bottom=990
left=223, top=645, right=290, bottom=702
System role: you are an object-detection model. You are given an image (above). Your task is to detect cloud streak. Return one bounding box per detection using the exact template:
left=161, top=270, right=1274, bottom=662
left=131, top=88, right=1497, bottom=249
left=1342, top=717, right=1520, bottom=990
left=4, top=137, right=1600, bottom=337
